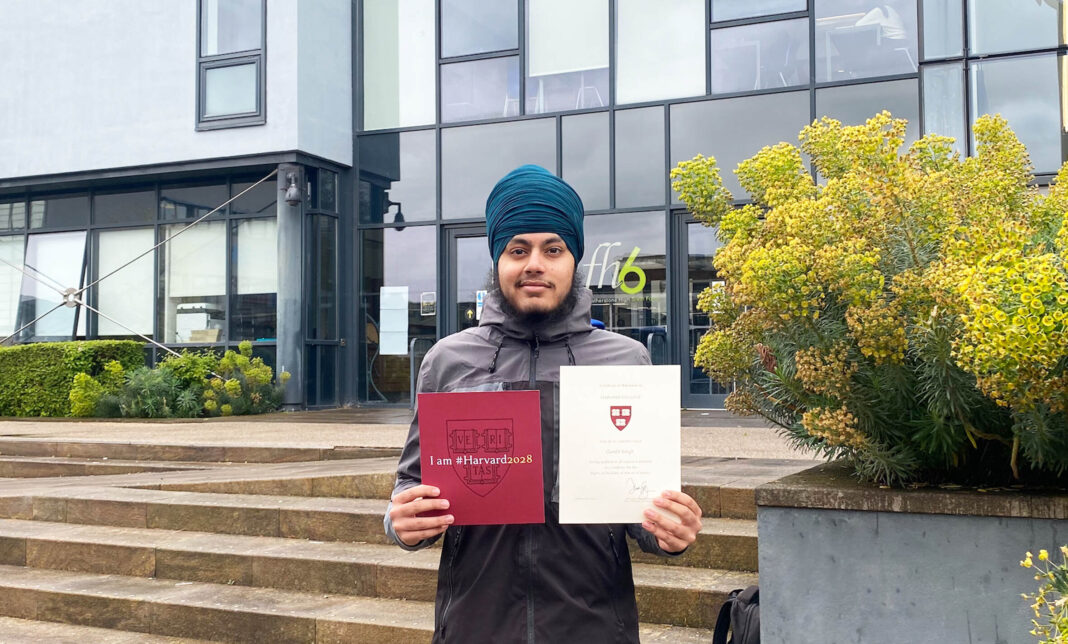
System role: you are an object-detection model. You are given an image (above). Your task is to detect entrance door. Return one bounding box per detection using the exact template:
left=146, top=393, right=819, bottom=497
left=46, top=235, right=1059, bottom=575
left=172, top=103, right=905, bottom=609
left=443, top=226, right=490, bottom=336
left=674, top=214, right=730, bottom=408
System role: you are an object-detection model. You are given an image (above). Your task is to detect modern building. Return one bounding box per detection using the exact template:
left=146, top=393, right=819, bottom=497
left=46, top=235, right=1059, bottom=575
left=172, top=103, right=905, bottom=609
left=1, top=0, right=1065, bottom=409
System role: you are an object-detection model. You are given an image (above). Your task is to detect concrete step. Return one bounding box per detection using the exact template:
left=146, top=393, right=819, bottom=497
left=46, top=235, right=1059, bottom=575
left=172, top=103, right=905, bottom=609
left=631, top=516, right=758, bottom=571
left=0, top=438, right=400, bottom=463
left=0, top=615, right=215, bottom=643
left=0, top=564, right=719, bottom=642
left=0, top=517, right=755, bottom=629
left=0, top=455, right=234, bottom=479
left=0, top=488, right=392, bottom=544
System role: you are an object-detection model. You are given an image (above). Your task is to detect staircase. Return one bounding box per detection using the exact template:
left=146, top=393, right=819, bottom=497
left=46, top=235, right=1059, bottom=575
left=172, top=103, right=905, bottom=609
left=0, top=439, right=812, bottom=642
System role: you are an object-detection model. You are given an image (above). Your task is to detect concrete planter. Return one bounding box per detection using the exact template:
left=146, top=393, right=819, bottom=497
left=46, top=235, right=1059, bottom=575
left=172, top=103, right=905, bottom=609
left=755, top=462, right=1068, bottom=644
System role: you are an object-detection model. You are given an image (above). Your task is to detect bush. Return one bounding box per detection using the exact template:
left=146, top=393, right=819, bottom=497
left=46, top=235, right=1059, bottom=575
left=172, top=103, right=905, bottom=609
left=0, top=341, right=144, bottom=416
left=672, top=112, right=1068, bottom=486
left=203, top=341, right=287, bottom=417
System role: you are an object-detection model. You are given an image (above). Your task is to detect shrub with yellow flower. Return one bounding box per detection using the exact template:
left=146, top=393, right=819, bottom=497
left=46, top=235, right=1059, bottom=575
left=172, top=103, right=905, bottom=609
left=673, top=111, right=1067, bottom=485
left=1021, top=546, right=1068, bottom=643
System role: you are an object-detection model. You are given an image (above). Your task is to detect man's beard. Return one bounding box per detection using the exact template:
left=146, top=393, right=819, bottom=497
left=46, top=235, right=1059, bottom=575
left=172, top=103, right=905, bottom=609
left=490, top=269, right=585, bottom=329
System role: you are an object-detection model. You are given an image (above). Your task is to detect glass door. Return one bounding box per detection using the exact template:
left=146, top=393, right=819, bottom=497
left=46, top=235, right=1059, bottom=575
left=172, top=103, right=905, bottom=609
left=444, top=225, right=491, bottom=336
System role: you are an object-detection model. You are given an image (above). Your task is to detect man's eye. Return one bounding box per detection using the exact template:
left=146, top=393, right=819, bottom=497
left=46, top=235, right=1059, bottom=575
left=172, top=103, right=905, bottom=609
left=547, top=247, right=563, bottom=255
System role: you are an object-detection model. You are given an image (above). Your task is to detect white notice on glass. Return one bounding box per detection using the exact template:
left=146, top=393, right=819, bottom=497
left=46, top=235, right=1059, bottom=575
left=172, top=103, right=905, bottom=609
left=559, top=365, right=681, bottom=524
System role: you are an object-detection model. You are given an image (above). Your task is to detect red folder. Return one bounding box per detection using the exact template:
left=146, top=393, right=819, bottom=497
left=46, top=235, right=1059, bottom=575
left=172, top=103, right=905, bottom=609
left=417, top=390, right=544, bottom=526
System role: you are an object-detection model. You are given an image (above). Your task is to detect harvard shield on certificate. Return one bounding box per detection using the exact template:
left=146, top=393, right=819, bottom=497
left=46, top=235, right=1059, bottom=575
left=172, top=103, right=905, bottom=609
left=558, top=365, right=681, bottom=524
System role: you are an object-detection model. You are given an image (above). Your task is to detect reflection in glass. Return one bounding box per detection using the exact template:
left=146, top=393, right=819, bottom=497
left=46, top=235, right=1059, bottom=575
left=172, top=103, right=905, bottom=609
left=686, top=221, right=729, bottom=399
left=93, top=190, right=156, bottom=225
left=616, top=0, right=706, bottom=104
left=615, top=107, right=665, bottom=208
left=562, top=112, right=610, bottom=211
left=0, top=202, right=26, bottom=232
left=17, top=231, right=86, bottom=341
left=582, top=212, right=668, bottom=362
left=359, top=130, right=437, bottom=225
left=362, top=0, right=436, bottom=130
left=161, top=183, right=228, bottom=220
left=204, top=63, right=258, bottom=117
left=442, top=0, right=518, bottom=57
left=816, top=79, right=920, bottom=145
left=28, top=195, right=88, bottom=229
left=231, top=218, right=277, bottom=341
left=161, top=221, right=226, bottom=343
left=200, top=0, right=262, bottom=56
left=441, top=56, right=521, bottom=122
left=230, top=179, right=276, bottom=216
left=921, top=0, right=962, bottom=59
left=319, top=170, right=338, bottom=213
left=442, top=119, right=557, bottom=218
left=970, top=54, right=1063, bottom=173
left=361, top=225, right=437, bottom=402
left=968, top=0, right=1064, bottom=56
left=711, top=19, right=809, bottom=94
left=318, top=345, right=337, bottom=406
left=94, top=228, right=154, bottom=337
left=307, top=216, right=337, bottom=340
left=0, top=235, right=24, bottom=337
left=455, top=234, right=492, bottom=334
left=922, top=63, right=965, bottom=155
left=713, top=0, right=806, bottom=21
left=815, top=0, right=918, bottom=82
left=670, top=91, right=810, bottom=199
left=526, top=0, right=609, bottom=113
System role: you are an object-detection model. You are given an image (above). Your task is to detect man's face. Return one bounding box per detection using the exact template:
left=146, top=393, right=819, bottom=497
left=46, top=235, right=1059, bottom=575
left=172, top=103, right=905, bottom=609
left=497, top=232, right=575, bottom=317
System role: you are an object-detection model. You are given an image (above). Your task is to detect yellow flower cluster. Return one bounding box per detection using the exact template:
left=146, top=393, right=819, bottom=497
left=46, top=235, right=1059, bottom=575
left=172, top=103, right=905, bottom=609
left=846, top=299, right=908, bottom=365
left=801, top=406, right=866, bottom=449
left=795, top=343, right=857, bottom=399
left=693, top=328, right=751, bottom=384
left=1020, top=546, right=1068, bottom=643
left=724, top=390, right=759, bottom=416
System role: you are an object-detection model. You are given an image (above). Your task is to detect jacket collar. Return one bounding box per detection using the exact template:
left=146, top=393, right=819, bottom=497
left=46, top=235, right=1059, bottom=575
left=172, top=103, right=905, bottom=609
left=479, top=287, right=593, bottom=343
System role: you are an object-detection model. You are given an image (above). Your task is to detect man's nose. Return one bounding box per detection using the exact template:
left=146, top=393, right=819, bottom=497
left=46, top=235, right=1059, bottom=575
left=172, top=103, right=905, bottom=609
left=524, top=249, right=547, bottom=272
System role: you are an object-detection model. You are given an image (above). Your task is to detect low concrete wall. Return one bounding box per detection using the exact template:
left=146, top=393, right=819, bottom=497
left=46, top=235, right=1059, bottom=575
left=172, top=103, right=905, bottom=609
left=756, top=463, right=1068, bottom=644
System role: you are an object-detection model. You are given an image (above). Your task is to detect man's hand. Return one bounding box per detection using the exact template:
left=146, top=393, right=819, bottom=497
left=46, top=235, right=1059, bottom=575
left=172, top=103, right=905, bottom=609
left=642, top=490, right=702, bottom=554
left=389, top=485, right=454, bottom=547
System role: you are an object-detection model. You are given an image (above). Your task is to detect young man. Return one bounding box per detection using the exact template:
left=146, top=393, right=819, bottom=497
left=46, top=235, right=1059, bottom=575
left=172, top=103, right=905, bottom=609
left=385, top=164, right=702, bottom=644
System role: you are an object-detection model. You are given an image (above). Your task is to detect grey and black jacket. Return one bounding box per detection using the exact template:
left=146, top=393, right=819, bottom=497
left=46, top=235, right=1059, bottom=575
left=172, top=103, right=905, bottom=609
left=384, top=287, right=680, bottom=644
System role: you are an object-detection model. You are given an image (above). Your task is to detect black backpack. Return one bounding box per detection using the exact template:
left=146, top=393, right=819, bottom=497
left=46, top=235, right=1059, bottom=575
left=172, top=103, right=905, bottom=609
left=712, top=585, right=760, bottom=644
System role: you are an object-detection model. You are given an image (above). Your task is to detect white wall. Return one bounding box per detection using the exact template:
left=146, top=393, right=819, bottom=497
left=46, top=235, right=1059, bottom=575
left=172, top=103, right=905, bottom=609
left=0, top=0, right=352, bottom=180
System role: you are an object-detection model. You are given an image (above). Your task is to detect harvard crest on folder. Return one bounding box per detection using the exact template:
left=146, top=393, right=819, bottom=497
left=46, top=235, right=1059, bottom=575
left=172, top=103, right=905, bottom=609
left=446, top=419, right=514, bottom=497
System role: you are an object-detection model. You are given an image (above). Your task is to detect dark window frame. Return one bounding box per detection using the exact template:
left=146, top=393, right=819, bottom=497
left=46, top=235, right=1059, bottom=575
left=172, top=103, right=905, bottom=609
left=195, top=0, right=268, bottom=131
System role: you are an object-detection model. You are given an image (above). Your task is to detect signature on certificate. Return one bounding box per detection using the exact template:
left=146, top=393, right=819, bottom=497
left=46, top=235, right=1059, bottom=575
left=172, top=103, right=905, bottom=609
left=625, top=477, right=650, bottom=500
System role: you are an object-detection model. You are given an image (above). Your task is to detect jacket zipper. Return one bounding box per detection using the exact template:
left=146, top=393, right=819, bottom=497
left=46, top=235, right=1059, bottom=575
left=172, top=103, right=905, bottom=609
left=440, top=526, right=462, bottom=641
left=526, top=335, right=539, bottom=642
left=528, top=334, right=540, bottom=388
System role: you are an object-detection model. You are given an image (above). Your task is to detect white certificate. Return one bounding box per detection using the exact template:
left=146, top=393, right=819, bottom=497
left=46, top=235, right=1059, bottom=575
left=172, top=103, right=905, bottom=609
left=558, top=365, right=681, bottom=524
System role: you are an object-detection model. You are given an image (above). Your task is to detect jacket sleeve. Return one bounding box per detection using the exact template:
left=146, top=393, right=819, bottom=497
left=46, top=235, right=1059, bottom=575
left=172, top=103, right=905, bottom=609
left=383, top=352, right=442, bottom=551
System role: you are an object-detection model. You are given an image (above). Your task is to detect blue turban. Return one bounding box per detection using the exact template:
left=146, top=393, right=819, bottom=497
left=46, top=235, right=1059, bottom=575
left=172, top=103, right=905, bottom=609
left=485, top=164, right=585, bottom=264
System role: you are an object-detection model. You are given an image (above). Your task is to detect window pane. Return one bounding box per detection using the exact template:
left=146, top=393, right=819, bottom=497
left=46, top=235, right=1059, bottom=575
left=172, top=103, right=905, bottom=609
left=582, top=212, right=668, bottom=361
left=686, top=221, right=728, bottom=395
left=970, top=54, right=1063, bottom=173
left=231, top=218, right=277, bottom=342
left=360, top=225, right=437, bottom=403
left=711, top=19, right=809, bottom=94
left=616, top=0, right=706, bottom=104
left=968, top=0, right=1064, bottom=56
left=161, top=221, right=226, bottom=343
left=318, top=345, right=338, bottom=406
left=230, top=178, right=276, bottom=216
left=17, top=231, right=86, bottom=341
left=201, top=0, right=262, bottom=55
left=308, top=216, right=337, bottom=340
left=455, top=235, right=492, bottom=333
left=615, top=107, right=665, bottom=207
left=161, top=183, right=228, bottom=221
left=563, top=112, right=610, bottom=211
left=28, top=195, right=88, bottom=229
left=0, top=202, right=26, bottom=232
left=94, top=228, right=154, bottom=337
left=442, top=0, right=518, bottom=57
left=319, top=170, right=338, bottom=213
left=816, top=79, right=920, bottom=144
left=360, top=130, right=437, bottom=224
left=713, top=0, right=806, bottom=21
left=0, top=235, right=23, bottom=337
left=441, top=56, right=520, bottom=123
left=815, top=0, right=918, bottom=82
left=204, top=63, right=258, bottom=117
left=93, top=189, right=156, bottom=225
left=922, top=62, right=965, bottom=155
left=526, top=0, right=609, bottom=114
left=363, top=0, right=436, bottom=130
left=921, top=0, right=962, bottom=59
left=671, top=91, right=811, bottom=199
left=442, top=119, right=557, bottom=218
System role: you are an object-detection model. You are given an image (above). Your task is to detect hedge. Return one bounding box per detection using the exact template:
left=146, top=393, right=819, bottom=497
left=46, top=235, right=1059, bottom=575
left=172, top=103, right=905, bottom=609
left=0, top=341, right=146, bottom=417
